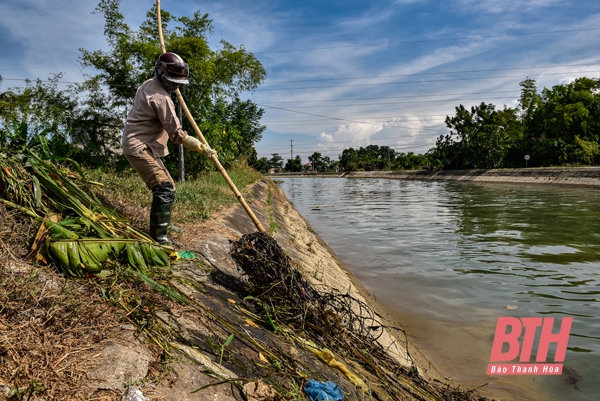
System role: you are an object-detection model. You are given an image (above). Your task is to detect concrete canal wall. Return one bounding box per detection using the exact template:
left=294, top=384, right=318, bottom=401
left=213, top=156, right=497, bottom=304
left=271, top=167, right=600, bottom=187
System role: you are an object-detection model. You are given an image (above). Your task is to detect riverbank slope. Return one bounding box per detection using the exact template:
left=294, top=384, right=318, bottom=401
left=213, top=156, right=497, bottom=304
left=0, top=176, right=487, bottom=400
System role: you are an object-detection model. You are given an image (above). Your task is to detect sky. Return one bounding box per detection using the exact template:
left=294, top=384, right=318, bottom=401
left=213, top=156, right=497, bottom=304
left=1, top=0, right=600, bottom=162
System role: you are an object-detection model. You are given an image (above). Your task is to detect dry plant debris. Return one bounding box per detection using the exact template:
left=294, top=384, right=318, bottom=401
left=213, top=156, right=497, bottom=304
left=230, top=232, right=488, bottom=401
left=0, top=248, right=119, bottom=399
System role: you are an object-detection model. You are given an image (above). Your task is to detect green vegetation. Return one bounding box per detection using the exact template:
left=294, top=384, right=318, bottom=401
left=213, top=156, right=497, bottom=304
left=0, top=144, right=260, bottom=282
left=339, top=145, right=428, bottom=171
left=267, top=77, right=600, bottom=173
left=428, top=77, right=600, bottom=169
left=0, top=148, right=168, bottom=276
left=219, top=333, right=235, bottom=365
left=85, top=163, right=262, bottom=223
left=0, top=0, right=266, bottom=178
left=285, top=155, right=304, bottom=172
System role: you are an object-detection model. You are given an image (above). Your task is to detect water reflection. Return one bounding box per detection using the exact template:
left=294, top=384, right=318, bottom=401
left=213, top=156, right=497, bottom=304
left=276, top=177, right=600, bottom=400
left=447, top=183, right=600, bottom=266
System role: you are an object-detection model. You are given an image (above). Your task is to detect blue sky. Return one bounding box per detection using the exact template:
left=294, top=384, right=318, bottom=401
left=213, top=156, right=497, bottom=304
left=1, top=0, right=600, bottom=162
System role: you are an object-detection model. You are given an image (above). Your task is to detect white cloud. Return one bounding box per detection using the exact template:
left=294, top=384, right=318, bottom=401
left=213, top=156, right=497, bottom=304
left=313, top=122, right=383, bottom=156
left=203, top=4, right=281, bottom=52
left=290, top=112, right=449, bottom=159
left=456, top=0, right=561, bottom=14
left=325, top=121, right=383, bottom=142
left=0, top=0, right=108, bottom=84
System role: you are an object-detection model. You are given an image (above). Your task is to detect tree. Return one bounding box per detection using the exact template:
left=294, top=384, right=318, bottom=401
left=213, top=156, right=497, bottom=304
left=68, top=75, right=127, bottom=166
left=222, top=98, right=266, bottom=158
left=531, top=77, right=600, bottom=165
left=442, top=102, right=521, bottom=169
left=329, top=159, right=341, bottom=171
left=268, top=153, right=284, bottom=170
left=79, top=0, right=266, bottom=176
left=394, top=151, right=430, bottom=170
left=339, top=148, right=358, bottom=171
left=285, top=155, right=302, bottom=172
left=511, top=77, right=600, bottom=166
left=518, top=78, right=543, bottom=126
left=252, top=157, right=269, bottom=173
left=0, top=75, right=77, bottom=152
left=308, top=152, right=325, bottom=172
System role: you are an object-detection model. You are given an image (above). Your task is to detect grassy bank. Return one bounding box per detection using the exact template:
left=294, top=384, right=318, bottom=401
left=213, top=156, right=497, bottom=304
left=84, top=164, right=262, bottom=227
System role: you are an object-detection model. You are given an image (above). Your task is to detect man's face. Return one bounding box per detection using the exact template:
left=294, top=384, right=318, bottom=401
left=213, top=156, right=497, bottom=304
left=163, top=79, right=180, bottom=93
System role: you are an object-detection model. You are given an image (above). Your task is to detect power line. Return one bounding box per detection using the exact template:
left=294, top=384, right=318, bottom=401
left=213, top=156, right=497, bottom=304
left=0, top=77, right=138, bottom=89
left=264, top=117, right=447, bottom=124
left=0, top=64, right=81, bottom=71
left=263, top=115, right=450, bottom=126
left=260, top=95, right=518, bottom=109
left=257, top=70, right=600, bottom=91
left=264, top=113, right=451, bottom=122
left=261, top=99, right=500, bottom=119
left=265, top=116, right=445, bottom=121
left=4, top=62, right=594, bottom=88
left=4, top=65, right=598, bottom=93
left=254, top=28, right=600, bottom=54
left=265, top=121, right=445, bottom=127
left=258, top=134, right=440, bottom=149
left=261, top=90, right=520, bottom=104
left=258, top=91, right=525, bottom=124
left=257, top=142, right=436, bottom=158
left=257, top=103, right=448, bottom=131
left=264, top=63, right=600, bottom=84
left=262, top=104, right=478, bottom=120
left=258, top=136, right=437, bottom=149
left=264, top=115, right=443, bottom=124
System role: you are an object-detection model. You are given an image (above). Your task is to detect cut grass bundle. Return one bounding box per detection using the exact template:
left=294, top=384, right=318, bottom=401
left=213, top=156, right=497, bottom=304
left=0, top=149, right=172, bottom=276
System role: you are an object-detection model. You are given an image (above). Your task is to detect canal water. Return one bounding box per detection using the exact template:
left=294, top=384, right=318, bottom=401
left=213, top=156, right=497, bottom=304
left=275, top=177, right=600, bottom=401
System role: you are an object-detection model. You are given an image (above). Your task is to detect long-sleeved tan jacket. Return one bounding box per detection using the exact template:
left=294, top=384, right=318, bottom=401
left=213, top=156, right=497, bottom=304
left=122, top=77, right=187, bottom=158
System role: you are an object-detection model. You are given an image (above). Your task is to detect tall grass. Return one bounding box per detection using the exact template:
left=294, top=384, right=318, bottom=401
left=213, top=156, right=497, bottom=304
left=84, top=164, right=262, bottom=223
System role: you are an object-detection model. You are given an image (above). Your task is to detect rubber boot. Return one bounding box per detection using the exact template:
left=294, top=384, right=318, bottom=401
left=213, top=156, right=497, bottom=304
left=150, top=182, right=178, bottom=246
left=149, top=199, right=174, bottom=244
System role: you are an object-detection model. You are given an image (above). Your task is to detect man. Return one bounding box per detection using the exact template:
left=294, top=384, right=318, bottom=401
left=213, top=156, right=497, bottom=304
left=122, top=52, right=216, bottom=245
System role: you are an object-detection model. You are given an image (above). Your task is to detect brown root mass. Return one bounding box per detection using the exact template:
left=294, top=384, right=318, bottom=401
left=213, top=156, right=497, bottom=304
left=230, top=231, right=487, bottom=401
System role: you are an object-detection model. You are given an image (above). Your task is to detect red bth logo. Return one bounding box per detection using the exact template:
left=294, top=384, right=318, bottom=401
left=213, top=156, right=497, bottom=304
left=488, top=317, right=572, bottom=375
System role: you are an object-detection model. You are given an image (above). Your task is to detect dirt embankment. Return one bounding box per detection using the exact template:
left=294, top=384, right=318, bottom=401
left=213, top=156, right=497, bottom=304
left=191, top=178, right=486, bottom=399
left=271, top=166, right=600, bottom=187
left=0, top=178, right=487, bottom=401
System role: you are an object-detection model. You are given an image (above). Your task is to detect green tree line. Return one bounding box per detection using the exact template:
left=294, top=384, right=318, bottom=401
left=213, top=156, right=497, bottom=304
left=428, top=77, right=600, bottom=169
left=0, top=0, right=266, bottom=179
left=258, top=146, right=427, bottom=173
left=262, top=77, right=600, bottom=173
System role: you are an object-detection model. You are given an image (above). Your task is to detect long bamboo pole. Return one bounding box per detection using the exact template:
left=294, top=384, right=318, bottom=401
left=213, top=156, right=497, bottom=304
left=156, top=0, right=265, bottom=233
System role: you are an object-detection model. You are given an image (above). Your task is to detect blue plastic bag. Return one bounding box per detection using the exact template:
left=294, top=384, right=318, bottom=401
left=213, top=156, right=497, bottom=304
left=304, top=379, right=345, bottom=401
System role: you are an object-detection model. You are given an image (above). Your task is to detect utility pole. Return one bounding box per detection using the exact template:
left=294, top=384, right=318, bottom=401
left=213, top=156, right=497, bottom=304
left=178, top=102, right=185, bottom=182
left=290, top=140, right=293, bottom=173
left=387, top=149, right=391, bottom=170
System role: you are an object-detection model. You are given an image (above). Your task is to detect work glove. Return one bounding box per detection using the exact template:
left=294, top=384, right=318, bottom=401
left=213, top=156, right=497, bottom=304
left=182, top=135, right=217, bottom=159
